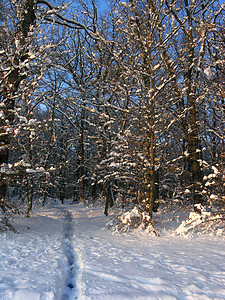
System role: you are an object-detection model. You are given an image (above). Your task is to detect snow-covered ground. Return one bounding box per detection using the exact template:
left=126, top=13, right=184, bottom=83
left=0, top=202, right=225, bottom=300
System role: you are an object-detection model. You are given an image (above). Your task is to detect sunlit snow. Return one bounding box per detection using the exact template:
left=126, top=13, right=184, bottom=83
left=0, top=202, right=225, bottom=300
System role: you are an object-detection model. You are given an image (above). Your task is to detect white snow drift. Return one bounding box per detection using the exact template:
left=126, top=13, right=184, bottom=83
left=0, top=202, right=225, bottom=300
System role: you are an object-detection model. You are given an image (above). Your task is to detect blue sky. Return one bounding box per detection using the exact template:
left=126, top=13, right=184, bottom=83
left=95, top=0, right=224, bottom=14
left=96, top=0, right=109, bottom=12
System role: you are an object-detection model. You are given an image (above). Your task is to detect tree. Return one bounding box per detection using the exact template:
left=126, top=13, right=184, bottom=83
left=101, top=0, right=224, bottom=217
left=0, top=0, right=97, bottom=225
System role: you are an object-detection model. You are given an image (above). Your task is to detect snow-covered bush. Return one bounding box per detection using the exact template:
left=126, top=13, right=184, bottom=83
left=107, top=206, right=159, bottom=236
left=0, top=208, right=17, bottom=233
left=176, top=205, right=225, bottom=236
left=202, top=164, right=225, bottom=209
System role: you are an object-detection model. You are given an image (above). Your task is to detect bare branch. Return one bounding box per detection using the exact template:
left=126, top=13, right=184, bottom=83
left=37, top=0, right=97, bottom=34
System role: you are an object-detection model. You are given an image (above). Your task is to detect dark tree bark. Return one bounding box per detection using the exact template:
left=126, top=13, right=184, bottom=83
left=104, top=183, right=113, bottom=216
left=0, top=0, right=36, bottom=210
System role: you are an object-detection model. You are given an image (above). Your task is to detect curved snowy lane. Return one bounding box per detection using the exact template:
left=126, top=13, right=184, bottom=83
left=0, top=203, right=224, bottom=299
left=0, top=207, right=68, bottom=300
left=0, top=205, right=80, bottom=300
left=61, top=208, right=79, bottom=300
left=70, top=205, right=225, bottom=300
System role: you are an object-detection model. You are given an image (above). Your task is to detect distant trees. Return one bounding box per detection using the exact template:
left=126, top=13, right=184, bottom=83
left=96, top=0, right=224, bottom=217
left=0, top=0, right=97, bottom=224
left=0, top=0, right=36, bottom=214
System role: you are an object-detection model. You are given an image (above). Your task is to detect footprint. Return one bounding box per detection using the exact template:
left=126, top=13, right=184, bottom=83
left=86, top=269, right=123, bottom=283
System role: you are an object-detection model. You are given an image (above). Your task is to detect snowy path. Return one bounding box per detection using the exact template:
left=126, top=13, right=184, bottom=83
left=0, top=205, right=80, bottom=300
left=0, top=203, right=225, bottom=300
left=61, top=209, right=78, bottom=300
left=0, top=207, right=66, bottom=299
left=72, top=206, right=225, bottom=300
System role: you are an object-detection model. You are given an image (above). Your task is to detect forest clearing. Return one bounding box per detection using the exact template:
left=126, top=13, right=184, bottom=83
left=0, top=201, right=225, bottom=300
left=0, top=0, right=224, bottom=298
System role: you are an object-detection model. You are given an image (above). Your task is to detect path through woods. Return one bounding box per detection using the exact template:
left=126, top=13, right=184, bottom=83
left=0, top=203, right=224, bottom=299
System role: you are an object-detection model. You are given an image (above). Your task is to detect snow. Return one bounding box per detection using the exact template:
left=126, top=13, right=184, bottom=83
left=0, top=208, right=66, bottom=300
left=121, top=206, right=140, bottom=224
left=15, top=39, right=20, bottom=49
left=204, top=67, right=213, bottom=79
left=212, top=166, right=219, bottom=175
left=25, top=168, right=37, bottom=173
left=14, top=160, right=31, bottom=168
left=28, top=119, right=37, bottom=125
left=0, top=202, right=225, bottom=300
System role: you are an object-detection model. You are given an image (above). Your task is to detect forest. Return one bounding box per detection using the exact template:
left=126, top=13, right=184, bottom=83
left=0, top=0, right=224, bottom=231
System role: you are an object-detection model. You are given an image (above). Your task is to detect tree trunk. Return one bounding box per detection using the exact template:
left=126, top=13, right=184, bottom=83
left=186, top=94, right=203, bottom=204
left=186, top=69, right=203, bottom=205
left=0, top=0, right=36, bottom=209
left=27, top=178, right=34, bottom=217
left=145, top=105, right=155, bottom=219
left=104, top=183, right=113, bottom=216
left=79, top=107, right=85, bottom=202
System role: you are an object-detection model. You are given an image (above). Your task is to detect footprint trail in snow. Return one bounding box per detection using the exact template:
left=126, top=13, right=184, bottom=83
left=61, top=209, right=78, bottom=300
left=0, top=203, right=224, bottom=300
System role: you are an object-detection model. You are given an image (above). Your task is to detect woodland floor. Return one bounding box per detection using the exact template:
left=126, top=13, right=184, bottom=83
left=0, top=201, right=225, bottom=300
